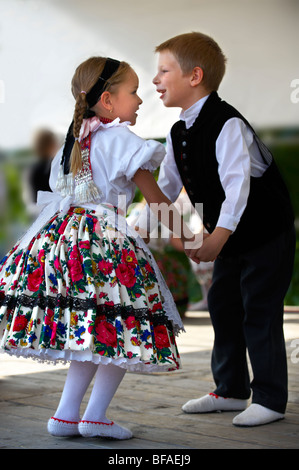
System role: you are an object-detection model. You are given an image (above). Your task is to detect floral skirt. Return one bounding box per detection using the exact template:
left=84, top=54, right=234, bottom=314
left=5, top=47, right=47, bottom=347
left=0, top=207, right=182, bottom=372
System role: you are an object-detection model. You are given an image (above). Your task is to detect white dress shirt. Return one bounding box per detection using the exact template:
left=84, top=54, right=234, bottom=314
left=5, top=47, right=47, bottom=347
left=157, top=95, right=268, bottom=232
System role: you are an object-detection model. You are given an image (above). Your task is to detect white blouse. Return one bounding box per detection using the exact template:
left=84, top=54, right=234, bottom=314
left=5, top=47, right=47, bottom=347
left=49, top=118, right=165, bottom=211
left=18, top=119, right=165, bottom=249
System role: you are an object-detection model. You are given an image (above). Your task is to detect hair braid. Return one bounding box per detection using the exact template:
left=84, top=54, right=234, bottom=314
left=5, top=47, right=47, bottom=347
left=69, top=57, right=131, bottom=177
left=70, top=93, right=87, bottom=176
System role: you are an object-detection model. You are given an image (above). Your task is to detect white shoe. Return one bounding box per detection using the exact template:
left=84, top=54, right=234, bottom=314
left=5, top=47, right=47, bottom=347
left=182, top=393, right=247, bottom=413
left=233, top=404, right=284, bottom=427
left=79, top=420, right=133, bottom=440
left=47, top=417, right=80, bottom=436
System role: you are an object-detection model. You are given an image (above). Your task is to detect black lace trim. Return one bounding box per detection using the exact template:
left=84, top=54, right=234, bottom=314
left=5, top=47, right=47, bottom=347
left=0, top=293, right=171, bottom=326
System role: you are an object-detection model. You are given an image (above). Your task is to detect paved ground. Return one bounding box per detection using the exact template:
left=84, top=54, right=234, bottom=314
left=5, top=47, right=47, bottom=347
left=0, top=310, right=298, bottom=451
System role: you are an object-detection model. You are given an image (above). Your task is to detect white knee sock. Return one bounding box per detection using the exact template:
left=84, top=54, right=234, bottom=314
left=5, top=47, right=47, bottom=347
left=82, top=363, right=126, bottom=424
left=54, top=361, right=97, bottom=422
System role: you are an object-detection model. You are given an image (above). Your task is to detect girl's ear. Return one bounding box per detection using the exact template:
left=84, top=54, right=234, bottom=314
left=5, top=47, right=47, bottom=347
left=100, top=91, right=113, bottom=112
left=190, top=66, right=204, bottom=87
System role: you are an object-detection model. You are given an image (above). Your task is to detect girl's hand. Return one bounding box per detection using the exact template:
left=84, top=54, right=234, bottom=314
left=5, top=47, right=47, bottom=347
left=183, top=232, right=203, bottom=263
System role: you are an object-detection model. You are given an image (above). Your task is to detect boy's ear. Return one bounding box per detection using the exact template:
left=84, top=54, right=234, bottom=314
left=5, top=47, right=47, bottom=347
left=190, top=67, right=204, bottom=87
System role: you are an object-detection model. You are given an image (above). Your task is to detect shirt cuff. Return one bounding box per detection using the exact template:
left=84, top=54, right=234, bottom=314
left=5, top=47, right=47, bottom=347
left=216, top=213, right=239, bottom=232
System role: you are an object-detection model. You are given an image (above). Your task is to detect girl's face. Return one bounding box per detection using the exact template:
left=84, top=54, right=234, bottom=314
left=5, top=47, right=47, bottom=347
left=109, top=68, right=143, bottom=125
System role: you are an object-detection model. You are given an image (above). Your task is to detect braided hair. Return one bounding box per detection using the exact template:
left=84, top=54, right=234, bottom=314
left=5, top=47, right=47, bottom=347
left=69, top=57, right=131, bottom=176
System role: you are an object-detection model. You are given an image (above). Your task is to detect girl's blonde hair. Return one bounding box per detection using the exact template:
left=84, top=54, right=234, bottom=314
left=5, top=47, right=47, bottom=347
left=155, top=32, right=226, bottom=92
left=70, top=57, right=131, bottom=175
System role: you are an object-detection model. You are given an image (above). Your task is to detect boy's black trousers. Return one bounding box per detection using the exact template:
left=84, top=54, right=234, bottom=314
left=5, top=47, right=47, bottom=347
left=207, top=226, right=296, bottom=413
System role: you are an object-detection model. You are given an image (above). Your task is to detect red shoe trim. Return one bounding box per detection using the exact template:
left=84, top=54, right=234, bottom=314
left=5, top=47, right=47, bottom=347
left=51, top=416, right=79, bottom=424
left=209, top=392, right=228, bottom=399
left=80, top=420, right=114, bottom=426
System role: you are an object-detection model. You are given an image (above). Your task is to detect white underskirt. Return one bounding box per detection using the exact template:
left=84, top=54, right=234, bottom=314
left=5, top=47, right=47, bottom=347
left=0, top=347, right=179, bottom=374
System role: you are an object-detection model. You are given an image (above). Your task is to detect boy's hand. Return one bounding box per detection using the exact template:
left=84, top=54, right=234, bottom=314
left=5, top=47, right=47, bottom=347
left=193, top=227, right=232, bottom=262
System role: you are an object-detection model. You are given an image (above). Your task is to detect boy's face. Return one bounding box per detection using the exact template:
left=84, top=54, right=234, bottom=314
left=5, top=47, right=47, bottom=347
left=153, top=50, right=194, bottom=110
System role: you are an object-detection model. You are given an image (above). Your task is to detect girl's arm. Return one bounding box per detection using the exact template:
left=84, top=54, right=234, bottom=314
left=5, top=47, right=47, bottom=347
left=132, top=169, right=201, bottom=256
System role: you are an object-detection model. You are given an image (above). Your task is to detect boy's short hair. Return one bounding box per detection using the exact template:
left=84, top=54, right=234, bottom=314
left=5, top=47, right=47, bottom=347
left=155, top=32, right=226, bottom=92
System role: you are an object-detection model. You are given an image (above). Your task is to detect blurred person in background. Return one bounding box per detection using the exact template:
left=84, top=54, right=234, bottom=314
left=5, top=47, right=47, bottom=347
left=23, top=129, right=60, bottom=215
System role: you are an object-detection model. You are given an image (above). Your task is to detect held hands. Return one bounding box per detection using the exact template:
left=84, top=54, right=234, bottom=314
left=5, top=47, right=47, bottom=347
left=184, top=227, right=232, bottom=263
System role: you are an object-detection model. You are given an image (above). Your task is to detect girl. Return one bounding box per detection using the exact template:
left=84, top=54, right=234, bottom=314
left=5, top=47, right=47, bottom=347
left=0, top=57, right=200, bottom=440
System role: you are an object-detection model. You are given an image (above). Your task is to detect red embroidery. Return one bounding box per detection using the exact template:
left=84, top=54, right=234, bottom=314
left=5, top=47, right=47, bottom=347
left=209, top=392, right=228, bottom=399
left=80, top=420, right=114, bottom=426
left=99, top=117, right=113, bottom=124
left=51, top=416, right=78, bottom=424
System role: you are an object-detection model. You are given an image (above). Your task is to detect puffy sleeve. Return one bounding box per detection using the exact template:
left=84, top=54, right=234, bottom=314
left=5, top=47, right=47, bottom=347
left=123, top=138, right=165, bottom=180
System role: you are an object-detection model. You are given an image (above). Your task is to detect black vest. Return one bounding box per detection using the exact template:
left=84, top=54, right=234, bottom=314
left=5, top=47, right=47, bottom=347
left=171, top=92, right=294, bottom=256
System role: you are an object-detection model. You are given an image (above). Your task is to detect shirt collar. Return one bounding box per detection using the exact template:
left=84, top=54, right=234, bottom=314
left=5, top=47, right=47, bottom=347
left=179, top=94, right=210, bottom=129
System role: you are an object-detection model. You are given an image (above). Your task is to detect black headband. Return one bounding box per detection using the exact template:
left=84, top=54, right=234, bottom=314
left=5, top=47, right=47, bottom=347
left=86, top=58, right=121, bottom=109
left=61, top=57, right=121, bottom=175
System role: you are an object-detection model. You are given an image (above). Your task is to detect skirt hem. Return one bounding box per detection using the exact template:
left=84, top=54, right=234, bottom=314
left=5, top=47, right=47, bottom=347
left=0, top=347, right=181, bottom=373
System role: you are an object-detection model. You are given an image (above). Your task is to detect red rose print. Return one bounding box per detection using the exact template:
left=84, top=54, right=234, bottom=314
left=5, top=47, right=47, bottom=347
left=38, top=249, right=45, bottom=265
left=152, top=302, right=163, bottom=312
left=58, top=217, right=69, bottom=235
left=98, top=259, right=113, bottom=275
left=54, top=257, right=62, bottom=273
left=143, top=261, right=154, bottom=274
left=66, top=246, right=84, bottom=282
left=121, top=249, right=137, bottom=265
left=154, top=325, right=170, bottom=349
left=27, top=267, right=43, bottom=292
left=148, top=293, right=158, bottom=302
left=13, top=315, right=29, bottom=332
left=50, top=322, right=57, bottom=345
left=14, top=253, right=22, bottom=265
left=115, top=263, right=136, bottom=288
left=124, top=316, right=136, bottom=330
left=79, top=241, right=91, bottom=250
left=45, top=308, right=54, bottom=326
left=95, top=319, right=117, bottom=347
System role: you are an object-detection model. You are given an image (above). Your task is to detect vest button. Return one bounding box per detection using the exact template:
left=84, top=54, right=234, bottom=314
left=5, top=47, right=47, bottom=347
left=182, top=153, right=187, bottom=159
left=182, top=141, right=187, bottom=147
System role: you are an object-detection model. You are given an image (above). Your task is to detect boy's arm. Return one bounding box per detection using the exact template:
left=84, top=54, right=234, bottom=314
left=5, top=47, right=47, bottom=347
left=195, top=118, right=259, bottom=261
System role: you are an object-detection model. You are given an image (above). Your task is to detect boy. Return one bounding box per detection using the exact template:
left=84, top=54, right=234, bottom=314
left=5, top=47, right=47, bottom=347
left=152, top=32, right=295, bottom=426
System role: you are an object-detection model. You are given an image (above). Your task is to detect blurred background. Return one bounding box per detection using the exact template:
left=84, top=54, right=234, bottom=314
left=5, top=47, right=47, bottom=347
left=0, top=0, right=298, bottom=306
